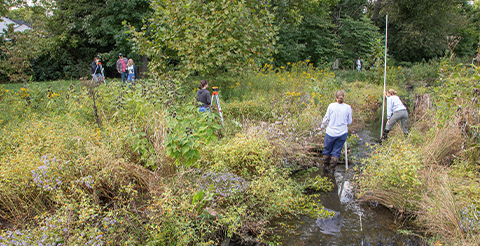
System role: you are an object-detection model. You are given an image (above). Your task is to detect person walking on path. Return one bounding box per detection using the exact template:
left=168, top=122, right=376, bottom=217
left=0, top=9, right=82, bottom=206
left=91, top=57, right=103, bottom=83
left=196, top=80, right=211, bottom=113
left=322, top=90, right=352, bottom=173
left=382, top=89, right=408, bottom=140
left=126, top=59, right=139, bottom=86
left=116, top=53, right=128, bottom=86
left=356, top=57, right=362, bottom=72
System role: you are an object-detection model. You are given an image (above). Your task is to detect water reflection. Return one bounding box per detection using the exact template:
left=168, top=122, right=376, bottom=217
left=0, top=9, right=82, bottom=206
left=280, top=125, right=425, bottom=246
left=280, top=167, right=424, bottom=246
left=316, top=208, right=342, bottom=235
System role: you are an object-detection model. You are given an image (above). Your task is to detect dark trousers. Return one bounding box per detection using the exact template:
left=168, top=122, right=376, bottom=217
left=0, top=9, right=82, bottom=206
left=323, top=133, right=348, bottom=158
left=121, top=71, right=127, bottom=85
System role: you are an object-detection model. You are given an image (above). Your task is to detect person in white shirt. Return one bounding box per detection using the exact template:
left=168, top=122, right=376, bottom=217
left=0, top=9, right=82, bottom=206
left=321, top=90, right=352, bottom=173
left=356, top=57, right=361, bottom=72
left=126, top=59, right=139, bottom=86
left=382, top=89, right=408, bottom=140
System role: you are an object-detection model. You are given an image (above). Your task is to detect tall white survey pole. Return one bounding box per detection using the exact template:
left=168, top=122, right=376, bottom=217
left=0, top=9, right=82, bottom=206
left=380, top=15, right=388, bottom=139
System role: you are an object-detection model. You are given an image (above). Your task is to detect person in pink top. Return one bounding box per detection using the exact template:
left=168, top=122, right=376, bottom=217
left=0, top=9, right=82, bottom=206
left=116, top=53, right=128, bottom=86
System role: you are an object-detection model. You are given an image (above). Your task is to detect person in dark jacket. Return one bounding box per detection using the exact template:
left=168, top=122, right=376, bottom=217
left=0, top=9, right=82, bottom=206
left=126, top=59, right=139, bottom=85
left=91, top=57, right=103, bottom=83
left=196, top=79, right=211, bottom=112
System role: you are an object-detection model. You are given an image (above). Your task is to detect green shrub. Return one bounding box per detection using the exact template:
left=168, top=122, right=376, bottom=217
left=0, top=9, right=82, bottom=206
left=164, top=103, right=222, bottom=167
left=357, top=139, right=423, bottom=210
left=199, top=132, right=275, bottom=177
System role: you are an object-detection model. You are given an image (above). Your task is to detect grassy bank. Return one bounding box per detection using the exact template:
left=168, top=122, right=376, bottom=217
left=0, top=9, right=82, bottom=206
left=355, top=60, right=480, bottom=245
left=0, top=61, right=383, bottom=245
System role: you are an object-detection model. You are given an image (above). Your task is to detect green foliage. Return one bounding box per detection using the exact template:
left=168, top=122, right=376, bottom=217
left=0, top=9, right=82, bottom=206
left=164, top=103, right=221, bottom=167
left=303, top=175, right=334, bottom=192
left=356, top=60, right=480, bottom=244
left=272, top=0, right=340, bottom=67
left=0, top=27, right=52, bottom=83
left=192, top=184, right=217, bottom=212
left=337, top=16, right=381, bottom=68
left=358, top=140, right=423, bottom=209
left=39, top=0, right=151, bottom=79
left=275, top=16, right=340, bottom=67
left=131, top=0, right=277, bottom=80
left=381, top=0, right=466, bottom=62
left=199, top=132, right=275, bottom=177
left=1, top=57, right=431, bottom=245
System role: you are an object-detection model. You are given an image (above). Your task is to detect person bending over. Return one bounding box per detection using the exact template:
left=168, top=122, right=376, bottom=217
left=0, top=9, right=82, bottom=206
left=382, top=89, right=408, bottom=140
left=322, top=90, right=352, bottom=173
left=197, top=80, right=211, bottom=112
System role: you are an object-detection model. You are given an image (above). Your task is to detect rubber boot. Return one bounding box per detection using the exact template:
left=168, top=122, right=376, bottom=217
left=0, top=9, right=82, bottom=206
left=381, top=130, right=389, bottom=140
left=377, top=130, right=389, bottom=144
left=323, top=155, right=331, bottom=173
left=330, top=157, right=339, bottom=173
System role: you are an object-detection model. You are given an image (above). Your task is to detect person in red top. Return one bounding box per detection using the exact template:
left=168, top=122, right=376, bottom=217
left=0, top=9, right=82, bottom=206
left=116, top=53, right=128, bottom=86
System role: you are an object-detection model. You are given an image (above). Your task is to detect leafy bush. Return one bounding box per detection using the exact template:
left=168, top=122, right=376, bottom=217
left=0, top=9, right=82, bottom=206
left=199, top=132, right=275, bottom=177
left=357, top=140, right=423, bottom=211
left=164, top=103, right=222, bottom=167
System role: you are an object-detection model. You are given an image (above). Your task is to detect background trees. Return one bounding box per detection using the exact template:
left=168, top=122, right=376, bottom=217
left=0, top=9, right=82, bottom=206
left=40, top=0, right=151, bottom=79
left=373, top=0, right=467, bottom=63
left=131, top=0, right=277, bottom=80
left=1, top=0, right=480, bottom=82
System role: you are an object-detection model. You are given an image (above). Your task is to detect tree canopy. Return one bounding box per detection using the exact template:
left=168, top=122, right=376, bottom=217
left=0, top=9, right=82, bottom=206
left=1, top=0, right=480, bottom=82
left=131, top=0, right=277, bottom=80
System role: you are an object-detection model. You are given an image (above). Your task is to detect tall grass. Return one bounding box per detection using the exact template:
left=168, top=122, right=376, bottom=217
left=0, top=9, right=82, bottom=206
left=416, top=166, right=464, bottom=239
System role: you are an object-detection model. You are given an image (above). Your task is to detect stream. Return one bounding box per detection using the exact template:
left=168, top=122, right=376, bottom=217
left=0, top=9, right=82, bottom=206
left=278, top=119, right=426, bottom=246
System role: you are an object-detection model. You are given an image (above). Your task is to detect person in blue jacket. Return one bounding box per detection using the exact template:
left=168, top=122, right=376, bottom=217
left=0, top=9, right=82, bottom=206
left=382, top=89, right=408, bottom=140
left=322, top=90, right=352, bottom=173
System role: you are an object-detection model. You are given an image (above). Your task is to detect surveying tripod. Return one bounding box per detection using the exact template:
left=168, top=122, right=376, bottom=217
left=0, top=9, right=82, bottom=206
left=211, top=87, right=224, bottom=126
left=92, top=59, right=106, bottom=85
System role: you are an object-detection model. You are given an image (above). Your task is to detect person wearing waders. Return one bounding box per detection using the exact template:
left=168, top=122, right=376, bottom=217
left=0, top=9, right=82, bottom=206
left=197, top=79, right=211, bottom=112
left=322, top=90, right=352, bottom=173
left=382, top=89, right=408, bottom=140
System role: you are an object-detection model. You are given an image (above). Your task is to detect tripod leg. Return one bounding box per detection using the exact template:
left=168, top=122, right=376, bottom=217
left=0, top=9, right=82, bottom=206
left=215, top=95, right=224, bottom=126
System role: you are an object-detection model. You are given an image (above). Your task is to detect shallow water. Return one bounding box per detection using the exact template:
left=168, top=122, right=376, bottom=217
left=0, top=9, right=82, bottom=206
left=278, top=120, right=425, bottom=246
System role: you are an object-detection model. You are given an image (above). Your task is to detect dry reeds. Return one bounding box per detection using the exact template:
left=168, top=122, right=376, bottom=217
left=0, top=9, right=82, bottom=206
left=416, top=165, right=465, bottom=241
left=423, top=125, right=463, bottom=166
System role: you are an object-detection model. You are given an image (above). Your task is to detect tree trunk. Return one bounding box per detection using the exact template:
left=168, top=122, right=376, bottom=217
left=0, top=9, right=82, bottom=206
left=139, top=55, right=148, bottom=78
left=371, top=0, right=383, bottom=21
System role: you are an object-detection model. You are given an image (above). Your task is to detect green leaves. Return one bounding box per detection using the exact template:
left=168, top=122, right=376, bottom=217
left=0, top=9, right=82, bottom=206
left=0, top=27, right=51, bottom=84
left=338, top=16, right=381, bottom=68
left=164, top=103, right=221, bottom=167
left=131, top=0, right=278, bottom=80
left=383, top=0, right=465, bottom=62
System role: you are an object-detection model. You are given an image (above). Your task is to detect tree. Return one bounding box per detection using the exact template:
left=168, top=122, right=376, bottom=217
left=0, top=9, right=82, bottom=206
left=452, top=1, right=480, bottom=59
left=0, top=3, right=53, bottom=84
left=271, top=0, right=340, bottom=66
left=0, top=26, right=51, bottom=84
left=35, top=0, right=151, bottom=79
left=331, top=0, right=369, bottom=23
left=131, top=0, right=277, bottom=80
left=337, top=16, right=380, bottom=68
left=374, top=0, right=465, bottom=62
